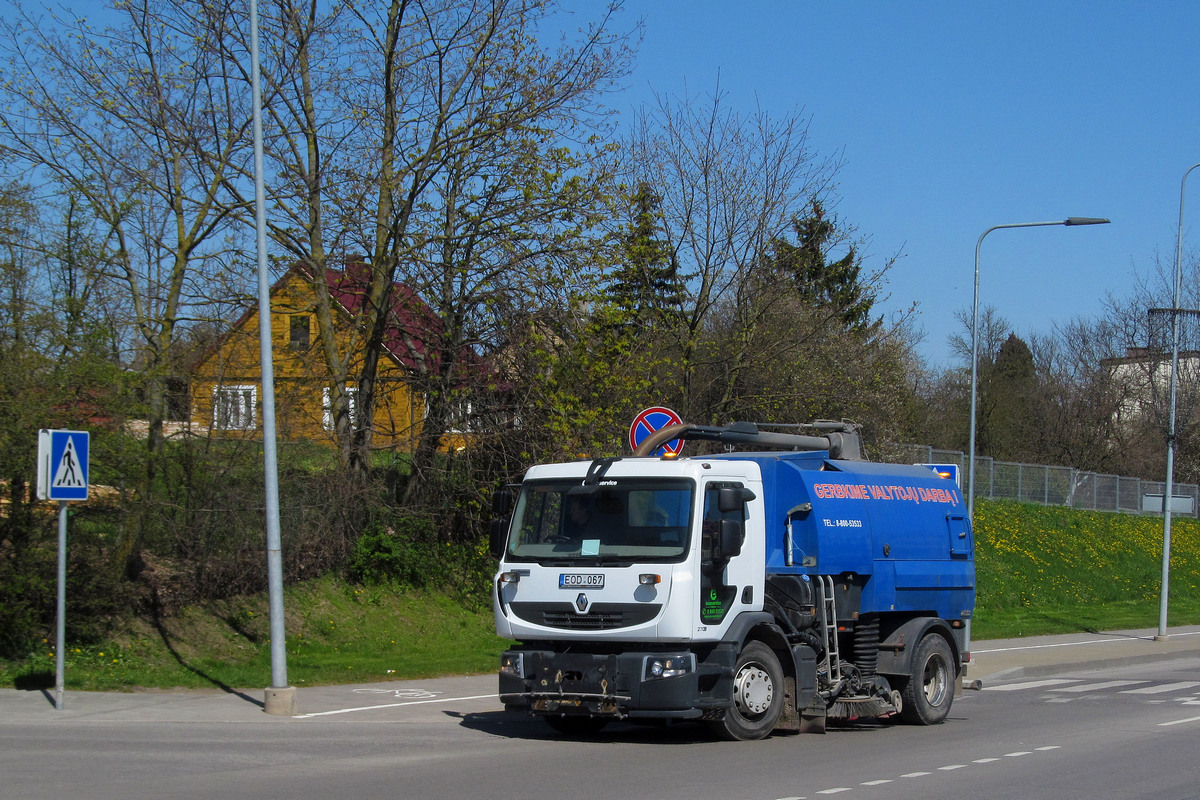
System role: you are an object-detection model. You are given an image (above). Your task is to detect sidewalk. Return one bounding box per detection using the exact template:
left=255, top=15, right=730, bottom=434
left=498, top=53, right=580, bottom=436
left=0, top=672, right=500, bottom=723
left=967, top=624, right=1200, bottom=685
left=3, top=626, right=1199, bottom=722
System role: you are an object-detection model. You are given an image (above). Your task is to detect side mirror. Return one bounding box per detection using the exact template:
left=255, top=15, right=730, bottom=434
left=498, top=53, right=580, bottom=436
left=714, top=518, right=744, bottom=561
left=489, top=518, right=508, bottom=559
left=492, top=488, right=514, bottom=516
left=717, top=486, right=756, bottom=513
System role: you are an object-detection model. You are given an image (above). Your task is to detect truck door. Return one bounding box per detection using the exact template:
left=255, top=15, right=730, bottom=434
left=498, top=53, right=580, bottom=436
left=698, top=481, right=756, bottom=626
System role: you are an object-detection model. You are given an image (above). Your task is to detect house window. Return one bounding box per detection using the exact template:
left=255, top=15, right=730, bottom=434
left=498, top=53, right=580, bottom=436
left=446, top=398, right=476, bottom=434
left=289, top=314, right=310, bottom=349
left=445, top=395, right=503, bottom=434
left=213, top=385, right=257, bottom=431
left=323, top=386, right=359, bottom=431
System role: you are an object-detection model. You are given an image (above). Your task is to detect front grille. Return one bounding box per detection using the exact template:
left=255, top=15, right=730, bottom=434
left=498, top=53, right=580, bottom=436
left=508, top=602, right=661, bottom=631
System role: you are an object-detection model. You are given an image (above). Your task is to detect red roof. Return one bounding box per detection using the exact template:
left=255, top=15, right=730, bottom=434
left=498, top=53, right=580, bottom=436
left=310, top=260, right=446, bottom=372
left=192, top=258, right=482, bottom=380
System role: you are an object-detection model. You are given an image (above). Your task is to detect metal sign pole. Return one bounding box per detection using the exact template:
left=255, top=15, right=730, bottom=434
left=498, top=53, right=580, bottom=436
left=55, top=501, right=67, bottom=711
left=39, top=429, right=89, bottom=710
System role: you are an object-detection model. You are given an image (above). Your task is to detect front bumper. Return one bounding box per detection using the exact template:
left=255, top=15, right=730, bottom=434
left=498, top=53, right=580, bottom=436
left=499, top=646, right=737, bottom=719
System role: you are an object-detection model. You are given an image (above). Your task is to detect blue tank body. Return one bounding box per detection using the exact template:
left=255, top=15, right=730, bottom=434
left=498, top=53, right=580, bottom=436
left=709, top=451, right=975, bottom=622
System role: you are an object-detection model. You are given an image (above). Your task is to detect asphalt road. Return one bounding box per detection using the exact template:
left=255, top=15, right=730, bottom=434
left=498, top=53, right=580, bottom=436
left=2, top=626, right=1198, bottom=800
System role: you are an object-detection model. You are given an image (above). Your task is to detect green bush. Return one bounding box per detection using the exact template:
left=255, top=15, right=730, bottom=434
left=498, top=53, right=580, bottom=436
left=0, top=560, right=53, bottom=659
left=347, top=519, right=440, bottom=587
left=345, top=517, right=495, bottom=610
left=0, top=503, right=132, bottom=660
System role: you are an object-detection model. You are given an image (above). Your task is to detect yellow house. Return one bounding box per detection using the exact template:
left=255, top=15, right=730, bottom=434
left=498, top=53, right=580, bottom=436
left=189, top=260, right=433, bottom=449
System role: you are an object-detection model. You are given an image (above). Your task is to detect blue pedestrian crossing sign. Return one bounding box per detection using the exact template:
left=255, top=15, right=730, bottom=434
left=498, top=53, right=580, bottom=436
left=38, top=429, right=90, bottom=502
left=920, top=462, right=961, bottom=488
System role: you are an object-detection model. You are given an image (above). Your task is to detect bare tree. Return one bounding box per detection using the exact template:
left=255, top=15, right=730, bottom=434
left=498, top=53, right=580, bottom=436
left=1085, top=249, right=1200, bottom=481
left=228, top=0, right=633, bottom=487
left=624, top=87, right=846, bottom=422
left=1028, top=321, right=1129, bottom=473
left=0, top=0, right=254, bottom=552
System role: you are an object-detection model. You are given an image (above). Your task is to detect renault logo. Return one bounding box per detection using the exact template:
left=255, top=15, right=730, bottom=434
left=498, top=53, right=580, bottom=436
left=575, top=593, right=589, bottom=613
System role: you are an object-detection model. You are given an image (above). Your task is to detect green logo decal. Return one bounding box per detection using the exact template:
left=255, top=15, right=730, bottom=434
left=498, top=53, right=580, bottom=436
left=701, top=585, right=735, bottom=624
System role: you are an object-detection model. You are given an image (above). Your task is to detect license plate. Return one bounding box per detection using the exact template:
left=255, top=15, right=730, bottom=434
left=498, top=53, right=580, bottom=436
left=559, top=573, right=604, bottom=589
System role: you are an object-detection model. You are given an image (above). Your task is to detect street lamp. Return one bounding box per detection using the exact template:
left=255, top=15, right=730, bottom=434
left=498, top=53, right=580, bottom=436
left=1156, top=163, right=1200, bottom=640
left=250, top=0, right=293, bottom=714
left=967, top=217, right=1111, bottom=523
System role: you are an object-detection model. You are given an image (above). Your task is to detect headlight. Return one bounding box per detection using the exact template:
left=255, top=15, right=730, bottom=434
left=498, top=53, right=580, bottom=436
left=500, top=652, right=524, bottom=678
left=643, top=653, right=695, bottom=680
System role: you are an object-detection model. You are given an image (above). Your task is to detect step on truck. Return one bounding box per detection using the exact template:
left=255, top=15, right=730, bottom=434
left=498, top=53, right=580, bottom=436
left=489, top=421, right=974, bottom=740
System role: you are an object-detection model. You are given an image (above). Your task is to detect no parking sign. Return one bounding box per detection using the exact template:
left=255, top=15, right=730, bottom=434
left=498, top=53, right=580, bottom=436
left=629, top=406, right=684, bottom=456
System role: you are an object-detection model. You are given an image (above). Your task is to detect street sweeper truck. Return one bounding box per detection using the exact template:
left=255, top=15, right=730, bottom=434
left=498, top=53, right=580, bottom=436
left=490, top=420, right=974, bottom=740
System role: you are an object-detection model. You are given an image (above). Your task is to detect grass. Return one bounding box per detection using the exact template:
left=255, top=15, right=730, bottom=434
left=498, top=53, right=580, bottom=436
left=972, top=500, right=1200, bottom=638
left=1, top=576, right=508, bottom=692
left=2, top=498, right=1199, bottom=691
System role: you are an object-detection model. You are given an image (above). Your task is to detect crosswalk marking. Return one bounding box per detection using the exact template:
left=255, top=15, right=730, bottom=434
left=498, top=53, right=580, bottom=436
left=1119, top=681, right=1200, bottom=695
left=987, top=678, right=1200, bottom=701
left=1047, top=680, right=1149, bottom=693
left=983, top=678, right=1081, bottom=692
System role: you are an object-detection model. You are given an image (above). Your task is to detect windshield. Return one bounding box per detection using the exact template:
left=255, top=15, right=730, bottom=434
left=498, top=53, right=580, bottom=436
left=505, top=478, right=694, bottom=563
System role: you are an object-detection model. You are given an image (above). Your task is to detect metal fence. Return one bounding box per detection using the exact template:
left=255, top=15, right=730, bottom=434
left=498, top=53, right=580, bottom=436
left=889, top=445, right=1199, bottom=518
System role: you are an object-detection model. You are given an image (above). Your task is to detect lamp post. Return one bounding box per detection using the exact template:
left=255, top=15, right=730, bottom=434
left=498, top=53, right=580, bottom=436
left=250, top=0, right=293, bottom=714
left=967, top=217, right=1111, bottom=523
left=1156, top=163, right=1200, bottom=640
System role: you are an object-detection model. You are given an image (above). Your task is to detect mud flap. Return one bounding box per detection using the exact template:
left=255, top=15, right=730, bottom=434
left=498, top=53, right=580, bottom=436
left=775, top=675, right=801, bottom=733
left=798, top=694, right=827, bottom=734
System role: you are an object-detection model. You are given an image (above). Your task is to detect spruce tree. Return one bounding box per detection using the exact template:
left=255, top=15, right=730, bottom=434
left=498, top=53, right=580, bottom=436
left=608, top=183, right=686, bottom=324
left=768, top=200, right=873, bottom=331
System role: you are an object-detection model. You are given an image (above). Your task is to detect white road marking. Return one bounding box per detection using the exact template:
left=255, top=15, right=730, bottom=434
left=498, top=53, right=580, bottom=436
left=1048, top=680, right=1149, bottom=693
left=1159, top=714, right=1200, bottom=727
left=351, top=687, right=442, bottom=699
left=785, top=746, right=1064, bottom=800
left=984, top=678, right=1081, bottom=691
left=297, top=693, right=497, bottom=718
left=1120, top=681, right=1200, bottom=694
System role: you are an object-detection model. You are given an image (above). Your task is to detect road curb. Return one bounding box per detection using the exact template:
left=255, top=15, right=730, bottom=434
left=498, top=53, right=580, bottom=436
left=973, top=652, right=1200, bottom=685
left=969, top=628, right=1200, bottom=685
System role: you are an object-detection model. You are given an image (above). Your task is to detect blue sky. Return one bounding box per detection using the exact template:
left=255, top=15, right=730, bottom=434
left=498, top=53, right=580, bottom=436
left=605, top=1, right=1200, bottom=367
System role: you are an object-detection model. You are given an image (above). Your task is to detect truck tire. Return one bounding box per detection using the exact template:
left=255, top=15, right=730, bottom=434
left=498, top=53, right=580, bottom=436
left=543, top=715, right=610, bottom=736
left=709, top=641, right=783, bottom=741
left=898, top=634, right=954, bottom=725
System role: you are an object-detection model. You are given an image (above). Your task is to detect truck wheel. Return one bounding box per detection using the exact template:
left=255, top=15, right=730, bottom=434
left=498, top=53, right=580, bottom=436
left=709, top=641, right=783, bottom=741
left=899, top=634, right=954, bottom=725
left=543, top=715, right=609, bottom=736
